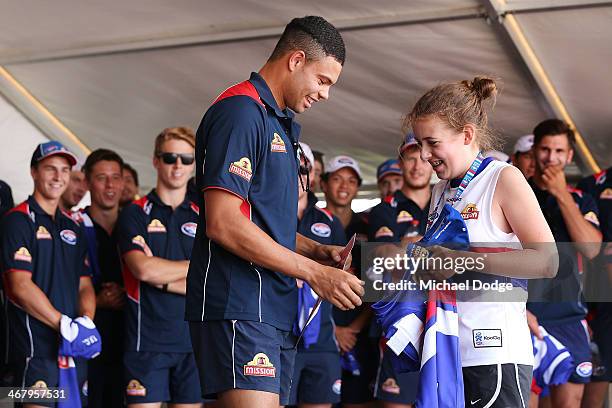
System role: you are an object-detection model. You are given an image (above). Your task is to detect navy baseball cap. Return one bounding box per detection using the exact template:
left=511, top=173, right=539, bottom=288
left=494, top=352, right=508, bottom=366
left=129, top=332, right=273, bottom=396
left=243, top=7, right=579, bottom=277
left=30, top=141, right=78, bottom=168
left=376, top=159, right=402, bottom=182
left=399, top=132, right=419, bottom=154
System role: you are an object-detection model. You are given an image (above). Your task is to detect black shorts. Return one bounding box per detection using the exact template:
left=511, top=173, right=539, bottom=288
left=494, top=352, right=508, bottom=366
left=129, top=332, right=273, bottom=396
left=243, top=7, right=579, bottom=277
left=339, top=334, right=378, bottom=404
left=463, top=363, right=532, bottom=408
left=190, top=320, right=296, bottom=405
left=373, top=343, right=419, bottom=404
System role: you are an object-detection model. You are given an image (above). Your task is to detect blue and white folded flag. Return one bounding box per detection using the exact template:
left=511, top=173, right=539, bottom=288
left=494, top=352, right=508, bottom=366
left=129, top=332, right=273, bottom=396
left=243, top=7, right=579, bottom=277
left=294, top=283, right=321, bottom=348
left=531, top=326, right=574, bottom=396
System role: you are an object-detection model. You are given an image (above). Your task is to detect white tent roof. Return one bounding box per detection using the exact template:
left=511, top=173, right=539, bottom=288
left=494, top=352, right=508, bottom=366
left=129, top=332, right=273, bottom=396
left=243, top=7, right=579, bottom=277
left=1, top=0, right=610, bottom=200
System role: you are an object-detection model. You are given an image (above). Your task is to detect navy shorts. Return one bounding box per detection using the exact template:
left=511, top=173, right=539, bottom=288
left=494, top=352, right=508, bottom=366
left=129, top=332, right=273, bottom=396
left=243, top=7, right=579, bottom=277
left=288, top=351, right=341, bottom=405
left=189, top=320, right=297, bottom=405
left=590, top=305, right=612, bottom=382
left=340, top=334, right=378, bottom=404
left=544, top=319, right=592, bottom=383
left=373, top=343, right=419, bottom=404
left=123, top=351, right=202, bottom=404
left=13, top=356, right=88, bottom=407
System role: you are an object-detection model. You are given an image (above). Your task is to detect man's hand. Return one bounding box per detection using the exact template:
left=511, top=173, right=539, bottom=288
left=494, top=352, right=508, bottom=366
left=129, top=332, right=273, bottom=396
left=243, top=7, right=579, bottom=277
left=412, top=246, right=457, bottom=283
left=541, top=165, right=568, bottom=198
left=526, top=310, right=542, bottom=340
left=335, top=326, right=359, bottom=353
left=311, top=244, right=351, bottom=270
left=96, top=282, right=125, bottom=311
left=308, top=264, right=364, bottom=310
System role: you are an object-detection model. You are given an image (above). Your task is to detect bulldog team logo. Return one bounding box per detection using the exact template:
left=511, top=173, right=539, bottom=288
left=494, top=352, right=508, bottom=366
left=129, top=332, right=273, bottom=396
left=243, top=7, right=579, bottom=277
left=375, top=226, right=394, bottom=238
left=181, top=222, right=197, bottom=238
left=60, top=229, right=77, bottom=245
left=583, top=211, right=600, bottom=226
left=36, top=225, right=51, bottom=240
left=576, top=362, right=593, bottom=378
left=396, top=210, right=413, bottom=223
left=126, top=379, right=146, bottom=396
left=270, top=133, right=287, bottom=153
left=244, top=353, right=276, bottom=377
left=382, top=378, right=401, bottom=394
left=311, top=222, right=331, bottom=238
left=229, top=157, right=253, bottom=181
left=460, top=203, right=479, bottom=220
left=600, top=188, right=612, bottom=199
left=32, top=380, right=48, bottom=389
left=147, top=219, right=166, bottom=233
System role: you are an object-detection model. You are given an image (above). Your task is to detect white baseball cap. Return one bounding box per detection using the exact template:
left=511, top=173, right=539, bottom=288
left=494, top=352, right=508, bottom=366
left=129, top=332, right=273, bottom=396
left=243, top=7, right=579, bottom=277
left=483, top=150, right=510, bottom=163
left=514, top=134, right=534, bottom=154
left=326, top=155, right=362, bottom=181
left=298, top=142, right=315, bottom=167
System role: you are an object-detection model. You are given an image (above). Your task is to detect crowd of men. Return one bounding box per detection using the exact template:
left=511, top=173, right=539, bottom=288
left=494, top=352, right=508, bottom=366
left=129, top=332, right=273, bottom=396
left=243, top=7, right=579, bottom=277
left=0, top=14, right=610, bottom=408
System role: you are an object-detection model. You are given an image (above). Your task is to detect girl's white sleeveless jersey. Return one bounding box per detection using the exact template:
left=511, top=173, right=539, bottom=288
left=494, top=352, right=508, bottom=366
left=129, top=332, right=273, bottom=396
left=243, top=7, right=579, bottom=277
left=428, top=160, right=533, bottom=367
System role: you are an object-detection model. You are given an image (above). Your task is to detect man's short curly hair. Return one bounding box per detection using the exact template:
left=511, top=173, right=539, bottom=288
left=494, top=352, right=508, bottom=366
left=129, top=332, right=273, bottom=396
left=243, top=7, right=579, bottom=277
left=269, top=16, right=345, bottom=65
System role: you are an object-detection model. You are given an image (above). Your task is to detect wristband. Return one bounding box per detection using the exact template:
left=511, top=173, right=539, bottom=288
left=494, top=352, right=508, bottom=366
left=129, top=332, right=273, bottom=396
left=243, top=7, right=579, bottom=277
left=162, top=283, right=168, bottom=292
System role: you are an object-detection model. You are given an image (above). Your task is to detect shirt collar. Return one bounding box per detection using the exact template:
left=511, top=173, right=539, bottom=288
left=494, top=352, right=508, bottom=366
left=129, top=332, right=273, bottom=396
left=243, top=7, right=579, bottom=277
left=249, top=72, right=295, bottom=120
left=27, top=195, right=61, bottom=218
left=147, top=189, right=191, bottom=210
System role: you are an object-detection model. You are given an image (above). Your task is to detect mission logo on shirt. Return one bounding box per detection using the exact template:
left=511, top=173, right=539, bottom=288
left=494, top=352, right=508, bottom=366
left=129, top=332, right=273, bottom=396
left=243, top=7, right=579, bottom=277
left=229, top=157, right=253, bottom=181
left=461, top=203, right=480, bottom=220
left=271, top=133, right=287, bottom=153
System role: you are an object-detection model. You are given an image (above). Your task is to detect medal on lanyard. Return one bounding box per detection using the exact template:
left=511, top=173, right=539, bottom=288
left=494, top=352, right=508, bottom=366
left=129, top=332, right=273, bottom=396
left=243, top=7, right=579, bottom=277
left=427, top=152, right=484, bottom=228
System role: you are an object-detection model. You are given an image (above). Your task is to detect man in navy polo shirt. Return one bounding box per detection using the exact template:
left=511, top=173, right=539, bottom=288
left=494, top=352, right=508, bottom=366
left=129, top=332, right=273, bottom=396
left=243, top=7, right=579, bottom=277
left=289, top=142, right=346, bottom=407
left=376, top=159, right=403, bottom=199
left=368, top=133, right=431, bottom=245
left=117, top=127, right=202, bottom=407
left=186, top=16, right=363, bottom=408
left=366, top=133, right=432, bottom=408
left=77, top=149, right=126, bottom=408
left=526, top=119, right=602, bottom=407
left=0, top=141, right=96, bottom=406
left=577, top=166, right=612, bottom=407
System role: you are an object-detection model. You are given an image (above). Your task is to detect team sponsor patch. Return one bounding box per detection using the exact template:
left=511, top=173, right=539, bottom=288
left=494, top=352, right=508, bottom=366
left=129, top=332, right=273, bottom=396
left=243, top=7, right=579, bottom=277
left=583, top=211, right=600, bottom=226
left=14, top=247, right=32, bottom=262
left=600, top=188, right=612, bottom=199
left=576, top=361, right=593, bottom=378
left=461, top=203, right=479, bottom=220
left=311, top=222, right=331, bottom=238
left=229, top=157, right=253, bottom=181
left=473, top=329, right=502, bottom=348
left=181, top=222, right=197, bottom=238
left=381, top=378, right=401, bottom=395
left=375, top=226, right=394, bottom=239
left=126, top=379, right=146, bottom=396
left=36, top=225, right=52, bottom=240
left=32, top=380, right=48, bottom=389
left=332, top=379, right=342, bottom=395
left=244, top=353, right=276, bottom=377
left=147, top=219, right=166, bottom=233
left=60, top=229, right=77, bottom=245
left=271, top=133, right=287, bottom=153
left=396, top=210, right=413, bottom=223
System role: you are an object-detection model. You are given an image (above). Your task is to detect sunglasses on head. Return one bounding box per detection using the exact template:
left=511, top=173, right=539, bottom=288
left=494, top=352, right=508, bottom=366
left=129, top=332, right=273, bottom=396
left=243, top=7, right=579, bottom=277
left=157, top=152, right=195, bottom=165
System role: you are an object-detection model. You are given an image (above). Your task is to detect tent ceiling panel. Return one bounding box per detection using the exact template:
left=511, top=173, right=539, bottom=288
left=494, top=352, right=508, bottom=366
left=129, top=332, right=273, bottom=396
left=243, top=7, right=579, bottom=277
left=515, top=7, right=612, bottom=167
left=0, top=0, right=480, bottom=63
left=5, top=16, right=549, bottom=190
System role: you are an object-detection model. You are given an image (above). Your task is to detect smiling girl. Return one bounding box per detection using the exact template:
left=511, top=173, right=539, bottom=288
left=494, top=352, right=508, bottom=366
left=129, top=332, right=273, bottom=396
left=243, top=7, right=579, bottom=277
left=407, top=77, right=558, bottom=407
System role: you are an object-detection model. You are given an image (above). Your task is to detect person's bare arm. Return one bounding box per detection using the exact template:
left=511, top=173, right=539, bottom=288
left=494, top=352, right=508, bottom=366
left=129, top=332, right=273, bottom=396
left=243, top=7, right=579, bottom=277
left=4, top=270, right=61, bottom=330
left=78, top=276, right=96, bottom=319
left=154, top=279, right=187, bottom=295
left=205, top=189, right=363, bottom=310
left=123, top=251, right=189, bottom=286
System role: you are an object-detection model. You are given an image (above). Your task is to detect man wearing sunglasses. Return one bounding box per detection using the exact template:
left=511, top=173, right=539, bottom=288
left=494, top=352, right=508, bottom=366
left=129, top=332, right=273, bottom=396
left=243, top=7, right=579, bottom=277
left=186, top=16, right=364, bottom=408
left=117, top=127, right=202, bottom=407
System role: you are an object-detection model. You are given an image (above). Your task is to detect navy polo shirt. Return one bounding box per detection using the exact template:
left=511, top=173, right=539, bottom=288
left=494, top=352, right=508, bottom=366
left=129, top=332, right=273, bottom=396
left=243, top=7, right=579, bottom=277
left=297, top=192, right=346, bottom=352
left=578, top=168, right=612, bottom=242
left=0, top=197, right=90, bottom=359
left=117, top=190, right=199, bottom=353
left=527, top=179, right=600, bottom=326
left=185, top=72, right=301, bottom=331
left=367, top=190, right=428, bottom=243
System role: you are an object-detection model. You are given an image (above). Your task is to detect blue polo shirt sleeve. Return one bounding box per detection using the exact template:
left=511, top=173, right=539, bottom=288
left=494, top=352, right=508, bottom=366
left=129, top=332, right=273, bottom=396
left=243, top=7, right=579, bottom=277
left=367, top=202, right=397, bottom=243
left=200, top=97, right=267, bottom=200
left=116, top=203, right=149, bottom=256
left=0, top=212, right=34, bottom=274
